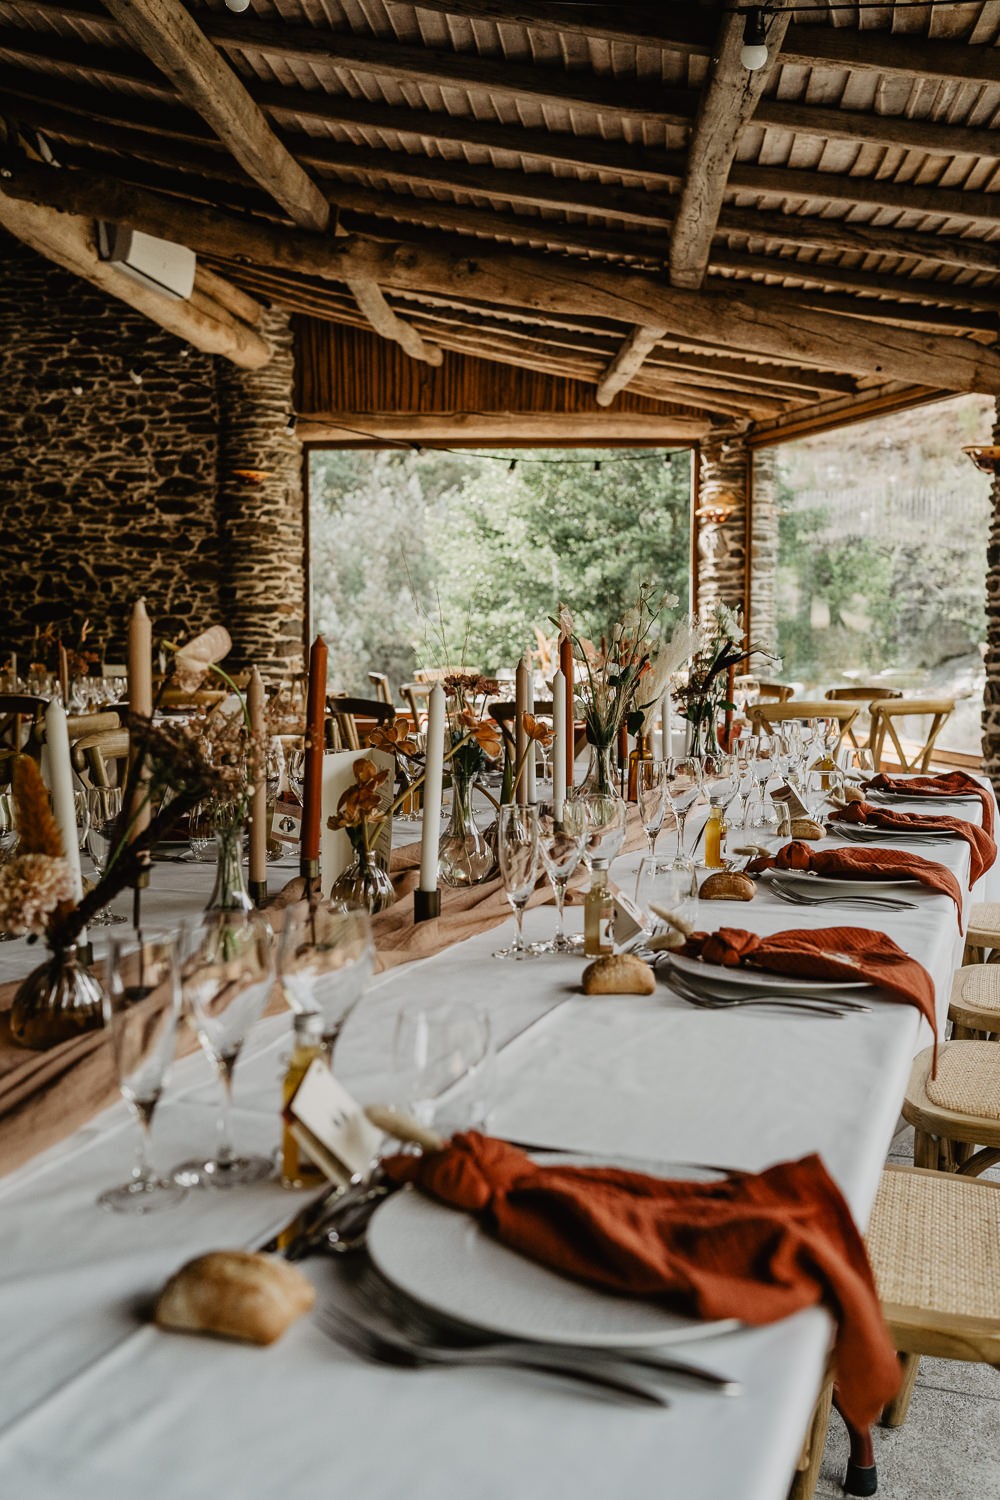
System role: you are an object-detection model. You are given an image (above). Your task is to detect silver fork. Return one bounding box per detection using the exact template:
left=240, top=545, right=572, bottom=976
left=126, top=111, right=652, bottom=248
left=766, top=881, right=917, bottom=912
left=659, top=963, right=854, bottom=1018
left=316, top=1303, right=672, bottom=1406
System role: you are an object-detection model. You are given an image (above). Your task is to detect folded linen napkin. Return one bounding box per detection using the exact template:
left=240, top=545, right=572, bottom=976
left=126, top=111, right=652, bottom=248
left=747, top=840, right=963, bottom=928
left=866, top=770, right=993, bottom=840
left=830, top=801, right=996, bottom=889
left=384, top=1133, right=901, bottom=1429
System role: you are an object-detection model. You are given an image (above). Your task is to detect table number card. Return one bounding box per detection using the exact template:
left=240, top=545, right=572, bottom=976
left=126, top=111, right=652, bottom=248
left=285, top=1061, right=383, bottom=1186
left=319, top=748, right=395, bottom=886
left=612, top=890, right=648, bottom=945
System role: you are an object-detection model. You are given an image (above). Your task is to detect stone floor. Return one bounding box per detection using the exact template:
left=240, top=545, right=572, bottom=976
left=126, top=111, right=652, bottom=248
left=815, top=1125, right=1000, bottom=1499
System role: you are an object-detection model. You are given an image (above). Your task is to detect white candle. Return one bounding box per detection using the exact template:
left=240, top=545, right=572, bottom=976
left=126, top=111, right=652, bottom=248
left=525, top=667, right=535, bottom=803
left=127, top=599, right=153, bottom=846
left=515, top=657, right=529, bottom=806
left=45, top=699, right=86, bottom=944
left=661, top=688, right=673, bottom=761
left=552, top=668, right=566, bottom=819
left=419, top=684, right=446, bottom=891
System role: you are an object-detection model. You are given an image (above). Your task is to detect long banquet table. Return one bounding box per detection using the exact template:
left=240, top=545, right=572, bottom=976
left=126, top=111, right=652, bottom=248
left=0, top=786, right=994, bottom=1500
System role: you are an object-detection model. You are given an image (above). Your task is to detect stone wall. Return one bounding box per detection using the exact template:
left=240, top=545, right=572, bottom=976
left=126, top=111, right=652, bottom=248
left=0, top=234, right=305, bottom=676
left=750, top=448, right=779, bottom=654
left=982, top=401, right=1000, bottom=786
left=695, top=434, right=749, bottom=617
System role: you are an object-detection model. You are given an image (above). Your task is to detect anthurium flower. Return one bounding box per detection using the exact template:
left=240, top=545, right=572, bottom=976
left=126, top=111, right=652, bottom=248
left=522, top=713, right=553, bottom=747
left=173, top=626, right=232, bottom=692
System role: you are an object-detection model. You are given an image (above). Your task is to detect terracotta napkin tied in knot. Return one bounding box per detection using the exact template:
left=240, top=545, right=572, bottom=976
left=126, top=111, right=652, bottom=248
left=831, top=801, right=996, bottom=889
left=866, top=771, right=993, bottom=840
left=384, top=1133, right=901, bottom=1429
left=748, top=839, right=963, bottom=928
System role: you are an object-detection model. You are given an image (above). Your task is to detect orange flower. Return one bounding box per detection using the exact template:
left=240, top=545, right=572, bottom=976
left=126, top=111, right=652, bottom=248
left=522, top=713, right=553, bottom=747
left=367, top=717, right=419, bottom=757
left=353, top=758, right=388, bottom=789
left=458, top=710, right=502, bottom=759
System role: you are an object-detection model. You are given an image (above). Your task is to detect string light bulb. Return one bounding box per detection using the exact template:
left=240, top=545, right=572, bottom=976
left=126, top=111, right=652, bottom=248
left=224, top=0, right=251, bottom=11
left=508, top=458, right=517, bottom=473
left=283, top=412, right=298, bottom=436
left=740, top=8, right=769, bottom=71
left=128, top=366, right=145, bottom=387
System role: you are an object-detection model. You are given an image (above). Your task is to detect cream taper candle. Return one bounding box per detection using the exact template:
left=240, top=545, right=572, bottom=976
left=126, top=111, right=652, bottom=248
left=419, top=684, right=446, bottom=892
left=525, top=666, right=535, bottom=803
left=247, top=667, right=267, bottom=903
left=44, top=699, right=86, bottom=944
left=126, top=598, right=153, bottom=846
left=514, top=657, right=529, bottom=806
left=661, top=687, right=673, bottom=761
left=552, top=668, right=566, bottom=819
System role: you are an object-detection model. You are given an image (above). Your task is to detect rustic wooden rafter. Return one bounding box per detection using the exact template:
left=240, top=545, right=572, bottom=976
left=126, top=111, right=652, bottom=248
left=343, top=275, right=442, bottom=365
left=670, top=2, right=792, bottom=291
left=4, top=160, right=999, bottom=396
left=595, top=327, right=662, bottom=407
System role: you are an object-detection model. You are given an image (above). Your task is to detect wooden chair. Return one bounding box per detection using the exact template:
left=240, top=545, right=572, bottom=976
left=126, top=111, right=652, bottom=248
left=327, top=696, right=394, bottom=752
left=402, top=681, right=434, bottom=729
left=412, top=666, right=479, bottom=684
left=867, top=697, right=955, bottom=775
left=756, top=681, right=795, bottom=703
left=368, top=672, right=393, bottom=706
left=824, top=686, right=903, bottom=703
left=749, top=700, right=860, bottom=757
left=71, top=728, right=130, bottom=789
left=948, top=966, right=1000, bottom=1041
left=901, top=1041, right=1000, bottom=1177
left=0, top=693, right=47, bottom=782
left=158, top=688, right=228, bottom=712
left=489, top=700, right=555, bottom=756
left=963, top=904, right=1000, bottom=964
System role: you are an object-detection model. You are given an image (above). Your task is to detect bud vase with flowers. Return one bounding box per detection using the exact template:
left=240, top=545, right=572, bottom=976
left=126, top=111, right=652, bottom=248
left=673, top=604, right=770, bottom=756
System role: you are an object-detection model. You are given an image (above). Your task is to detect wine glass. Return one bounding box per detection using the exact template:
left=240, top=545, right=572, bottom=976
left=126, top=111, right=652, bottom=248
left=493, top=804, right=540, bottom=960
left=277, top=901, right=374, bottom=1062
left=286, top=745, right=306, bottom=802
left=636, top=760, right=669, bottom=862
left=576, top=792, right=627, bottom=875
left=531, top=798, right=587, bottom=954
left=98, top=926, right=187, bottom=1214
left=634, top=861, right=698, bottom=935
left=665, top=757, right=702, bottom=873
left=730, top=736, right=758, bottom=830
left=85, top=786, right=128, bottom=924
left=173, top=912, right=276, bottom=1189
left=0, top=789, right=18, bottom=860
left=392, top=998, right=493, bottom=1133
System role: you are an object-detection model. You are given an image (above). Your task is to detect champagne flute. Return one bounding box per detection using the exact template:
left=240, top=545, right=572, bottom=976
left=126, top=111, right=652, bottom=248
left=493, top=804, right=540, bottom=960
left=85, top=786, right=128, bottom=924
left=277, top=901, right=374, bottom=1062
left=665, top=757, right=702, bottom=873
left=636, top=760, right=669, bottom=862
left=532, top=797, right=587, bottom=954
left=98, top=926, right=186, bottom=1214
left=173, top=912, right=275, bottom=1189
left=392, top=999, right=493, bottom=1132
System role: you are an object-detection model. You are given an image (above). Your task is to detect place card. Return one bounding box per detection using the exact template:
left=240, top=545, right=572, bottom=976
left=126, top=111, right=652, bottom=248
left=285, top=1061, right=383, bottom=1185
left=612, top=890, right=647, bottom=944
left=771, top=781, right=810, bottom=821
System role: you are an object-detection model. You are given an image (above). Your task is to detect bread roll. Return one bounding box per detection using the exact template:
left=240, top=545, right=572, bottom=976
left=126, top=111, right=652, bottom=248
left=582, top=953, right=656, bottom=996
left=698, top=871, right=755, bottom=901
left=789, top=817, right=824, bottom=840
left=155, top=1250, right=315, bottom=1345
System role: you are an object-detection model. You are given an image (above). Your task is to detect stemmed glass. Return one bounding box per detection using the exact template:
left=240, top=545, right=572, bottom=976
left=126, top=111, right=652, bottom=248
left=85, top=786, right=128, bottom=924
left=531, top=798, right=587, bottom=954
left=576, top=792, right=627, bottom=876
left=98, top=926, right=186, bottom=1214
left=392, top=999, right=493, bottom=1133
left=173, top=912, right=276, bottom=1189
left=748, top=738, right=778, bottom=830
left=665, top=757, right=702, bottom=873
left=286, top=745, right=306, bottom=802
left=634, top=861, right=698, bottom=935
left=493, top=804, right=540, bottom=960
left=731, top=736, right=758, bottom=829
left=277, top=901, right=374, bottom=1062
left=636, top=760, right=669, bottom=863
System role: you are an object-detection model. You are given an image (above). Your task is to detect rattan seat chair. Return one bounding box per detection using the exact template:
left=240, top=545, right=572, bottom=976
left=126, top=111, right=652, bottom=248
left=948, top=965, right=1000, bottom=1040
left=327, top=696, right=394, bottom=752
left=71, top=728, right=130, bottom=789
left=962, top=902, right=1000, bottom=964
left=901, top=1041, right=1000, bottom=1177
left=867, top=698, right=955, bottom=775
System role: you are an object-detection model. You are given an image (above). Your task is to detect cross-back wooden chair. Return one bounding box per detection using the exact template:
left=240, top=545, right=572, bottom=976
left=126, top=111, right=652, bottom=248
left=158, top=688, right=229, bottom=713
left=71, top=728, right=131, bottom=789
left=368, top=672, right=393, bottom=706
left=489, top=700, right=555, bottom=756
left=412, top=665, right=479, bottom=684
left=824, top=686, right=903, bottom=703
left=756, top=682, right=795, bottom=704
left=868, top=697, right=956, bottom=774
left=749, top=700, right=860, bottom=757
left=327, top=696, right=395, bottom=752
left=402, top=681, right=434, bottom=730
left=0, top=694, right=47, bottom=783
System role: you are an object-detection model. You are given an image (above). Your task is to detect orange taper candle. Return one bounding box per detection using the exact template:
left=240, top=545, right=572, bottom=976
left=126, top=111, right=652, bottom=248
left=559, top=634, right=574, bottom=790
left=300, top=634, right=328, bottom=879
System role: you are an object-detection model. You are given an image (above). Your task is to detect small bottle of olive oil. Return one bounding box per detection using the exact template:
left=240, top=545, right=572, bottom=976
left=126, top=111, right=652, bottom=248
left=281, top=1012, right=328, bottom=1190
left=704, top=805, right=727, bottom=868
left=583, top=859, right=614, bottom=957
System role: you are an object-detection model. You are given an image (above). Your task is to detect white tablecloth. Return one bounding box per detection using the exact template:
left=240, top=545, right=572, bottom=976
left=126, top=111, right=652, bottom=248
left=0, top=786, right=991, bottom=1500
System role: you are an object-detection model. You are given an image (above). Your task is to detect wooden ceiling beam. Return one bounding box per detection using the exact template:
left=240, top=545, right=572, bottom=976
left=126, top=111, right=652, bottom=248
left=0, top=189, right=271, bottom=366
left=707, top=247, right=1000, bottom=317
left=670, top=2, right=792, bottom=290
left=780, top=23, right=1000, bottom=88
left=727, top=163, right=1000, bottom=231
left=595, top=327, right=662, bottom=408
left=379, top=1, right=718, bottom=55
left=298, top=413, right=712, bottom=444
left=755, top=97, right=1000, bottom=163
left=343, top=275, right=442, bottom=365
left=6, top=161, right=998, bottom=394
left=716, top=205, right=999, bottom=276
left=97, top=0, right=329, bottom=231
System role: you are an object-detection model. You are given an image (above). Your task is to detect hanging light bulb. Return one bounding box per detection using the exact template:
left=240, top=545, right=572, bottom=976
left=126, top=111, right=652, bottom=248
left=740, top=8, right=769, bottom=71
left=224, top=0, right=252, bottom=12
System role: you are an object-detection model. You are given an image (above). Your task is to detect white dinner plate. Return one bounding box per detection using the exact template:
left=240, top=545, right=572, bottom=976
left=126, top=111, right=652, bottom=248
left=367, top=1162, right=741, bottom=1349
left=868, top=788, right=979, bottom=805
left=668, top=948, right=870, bottom=994
left=765, top=868, right=919, bottom=895
left=832, top=822, right=952, bottom=842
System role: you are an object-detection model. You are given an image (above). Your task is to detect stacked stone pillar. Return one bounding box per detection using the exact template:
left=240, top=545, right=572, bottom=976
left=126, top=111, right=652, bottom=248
left=982, top=401, right=1000, bottom=786
left=215, top=309, right=306, bottom=676
left=695, top=431, right=779, bottom=653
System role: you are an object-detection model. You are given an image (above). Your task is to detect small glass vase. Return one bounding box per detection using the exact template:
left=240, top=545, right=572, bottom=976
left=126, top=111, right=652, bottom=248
left=689, top=700, right=720, bottom=758
left=580, top=739, right=622, bottom=800
left=439, top=762, right=496, bottom=887
left=9, top=943, right=105, bottom=1051
left=205, top=820, right=254, bottom=914
left=330, top=843, right=395, bottom=914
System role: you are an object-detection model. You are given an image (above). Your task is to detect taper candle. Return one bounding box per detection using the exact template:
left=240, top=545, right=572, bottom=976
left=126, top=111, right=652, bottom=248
left=300, top=635, right=328, bottom=878
left=419, top=684, right=446, bottom=893
left=552, top=668, right=566, bottom=819
left=44, top=699, right=85, bottom=945
left=559, top=634, right=574, bottom=789
left=248, top=667, right=267, bottom=903
left=723, top=663, right=736, bottom=751
left=126, top=599, right=152, bottom=846
left=514, top=657, right=529, bottom=806
left=661, top=687, right=673, bottom=761
left=58, top=643, right=69, bottom=707
left=525, top=665, right=535, bottom=802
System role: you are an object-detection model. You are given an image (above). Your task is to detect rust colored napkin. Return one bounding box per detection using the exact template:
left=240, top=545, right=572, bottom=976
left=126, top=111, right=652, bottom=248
left=866, top=770, right=993, bottom=840
left=385, top=1133, right=901, bottom=1429
left=747, top=839, right=963, bottom=928
left=830, top=800, right=996, bottom=889
left=681, top=924, right=937, bottom=1069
